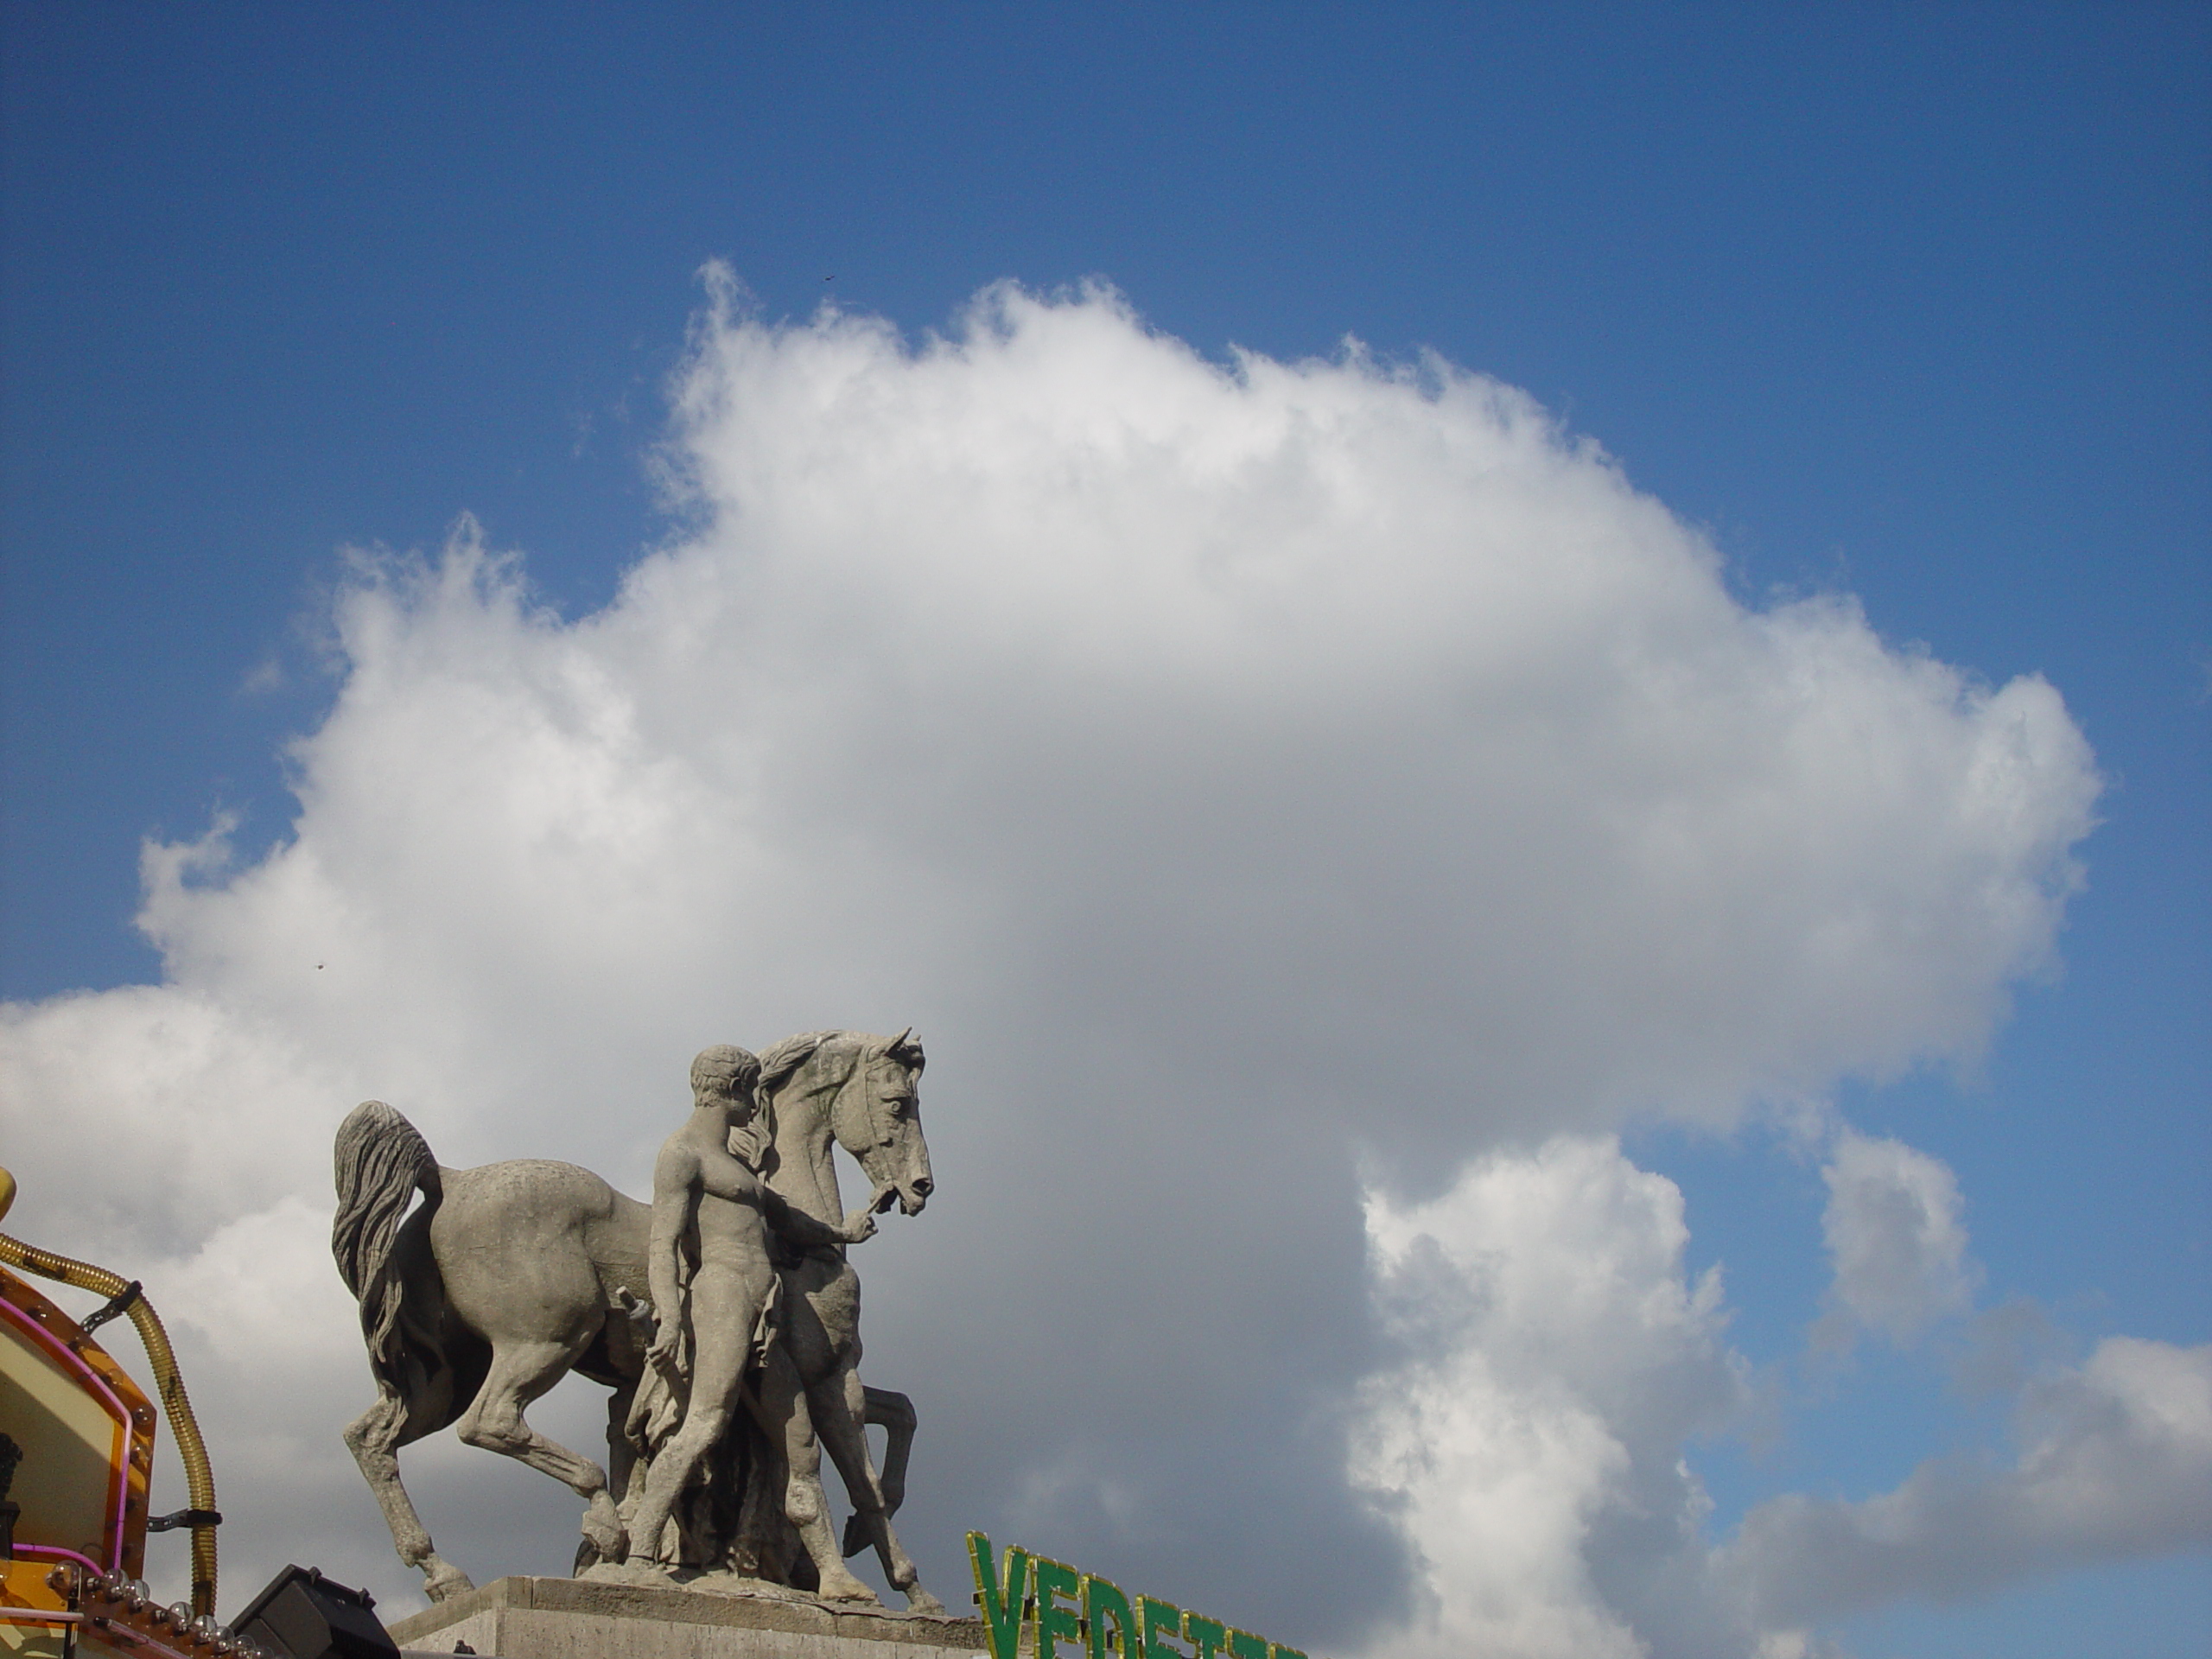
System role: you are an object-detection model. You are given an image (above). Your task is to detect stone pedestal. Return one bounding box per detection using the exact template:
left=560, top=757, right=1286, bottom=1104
left=387, top=1577, right=987, bottom=1659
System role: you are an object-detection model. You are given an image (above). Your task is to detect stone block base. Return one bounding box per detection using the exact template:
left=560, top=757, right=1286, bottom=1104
left=387, top=1576, right=986, bottom=1659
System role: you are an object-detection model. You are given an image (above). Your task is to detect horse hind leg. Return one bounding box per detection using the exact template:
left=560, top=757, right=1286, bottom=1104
left=343, top=1382, right=475, bottom=1602
left=574, top=1379, right=641, bottom=1577
left=455, top=1338, right=626, bottom=1566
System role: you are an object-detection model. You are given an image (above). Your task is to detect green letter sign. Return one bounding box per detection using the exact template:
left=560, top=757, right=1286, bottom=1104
left=1034, top=1556, right=1083, bottom=1659
left=969, top=1533, right=1029, bottom=1659
left=1183, top=1611, right=1228, bottom=1659
left=967, top=1535, right=1311, bottom=1659
left=1084, top=1574, right=1137, bottom=1659
left=1141, top=1596, right=1185, bottom=1659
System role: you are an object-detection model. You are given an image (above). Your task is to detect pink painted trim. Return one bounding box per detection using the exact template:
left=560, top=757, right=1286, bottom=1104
left=0, top=1610, right=87, bottom=1625
left=13, top=1544, right=107, bottom=1576
left=0, top=1295, right=136, bottom=1569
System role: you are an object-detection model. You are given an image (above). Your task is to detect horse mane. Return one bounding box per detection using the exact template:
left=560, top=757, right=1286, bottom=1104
left=757, top=1030, right=841, bottom=1100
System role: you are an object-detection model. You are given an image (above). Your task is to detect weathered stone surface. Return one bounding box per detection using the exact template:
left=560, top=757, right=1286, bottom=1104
left=388, top=1575, right=985, bottom=1659
left=332, top=1033, right=940, bottom=1611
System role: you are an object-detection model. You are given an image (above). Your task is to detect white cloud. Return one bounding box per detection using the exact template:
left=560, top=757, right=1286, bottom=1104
left=1352, top=1136, right=1748, bottom=1659
left=0, top=278, right=2112, bottom=1644
left=1817, top=1130, right=1979, bottom=1346
left=1720, top=1336, right=2212, bottom=1628
left=1351, top=1142, right=2212, bottom=1659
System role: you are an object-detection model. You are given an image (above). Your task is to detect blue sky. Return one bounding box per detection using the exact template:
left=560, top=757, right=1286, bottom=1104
left=3, top=8, right=2206, bottom=1656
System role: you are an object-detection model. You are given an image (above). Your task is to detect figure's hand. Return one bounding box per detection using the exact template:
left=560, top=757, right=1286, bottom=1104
left=841, top=1208, right=880, bottom=1245
left=645, top=1329, right=681, bottom=1374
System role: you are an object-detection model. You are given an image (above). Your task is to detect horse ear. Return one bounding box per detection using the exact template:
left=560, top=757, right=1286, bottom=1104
left=885, top=1027, right=924, bottom=1071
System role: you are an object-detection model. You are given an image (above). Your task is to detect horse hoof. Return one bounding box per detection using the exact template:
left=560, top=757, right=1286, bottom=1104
left=572, top=1535, right=614, bottom=1576
left=904, top=1590, right=946, bottom=1617
left=817, top=1575, right=880, bottom=1605
left=423, top=1564, right=476, bottom=1603
left=581, top=1505, right=627, bottom=1563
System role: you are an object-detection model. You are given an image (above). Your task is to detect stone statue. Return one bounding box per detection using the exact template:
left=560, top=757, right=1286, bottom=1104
left=330, top=1031, right=940, bottom=1611
left=616, top=1042, right=878, bottom=1596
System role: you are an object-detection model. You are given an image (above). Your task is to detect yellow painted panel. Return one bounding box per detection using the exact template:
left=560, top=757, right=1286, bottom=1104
left=0, top=1563, right=69, bottom=1659
left=0, top=1618, right=69, bottom=1659
left=0, top=1304, right=126, bottom=1567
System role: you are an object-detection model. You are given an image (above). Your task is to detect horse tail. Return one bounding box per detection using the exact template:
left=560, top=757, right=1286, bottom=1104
left=332, top=1100, right=441, bottom=1389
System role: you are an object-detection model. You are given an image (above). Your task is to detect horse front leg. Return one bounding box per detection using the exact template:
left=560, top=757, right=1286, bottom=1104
left=455, top=1339, right=626, bottom=1567
left=751, top=1346, right=877, bottom=1604
left=814, top=1365, right=942, bottom=1613
left=342, top=1385, right=475, bottom=1602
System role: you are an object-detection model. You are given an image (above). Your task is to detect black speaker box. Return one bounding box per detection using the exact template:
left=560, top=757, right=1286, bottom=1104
left=231, top=1565, right=401, bottom=1659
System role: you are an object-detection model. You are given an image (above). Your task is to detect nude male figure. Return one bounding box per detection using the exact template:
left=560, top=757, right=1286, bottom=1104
left=622, top=1045, right=880, bottom=1598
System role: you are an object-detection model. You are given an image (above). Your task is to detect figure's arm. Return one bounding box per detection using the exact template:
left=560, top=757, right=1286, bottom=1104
left=760, top=1183, right=878, bottom=1249
left=646, top=1135, right=702, bottom=1365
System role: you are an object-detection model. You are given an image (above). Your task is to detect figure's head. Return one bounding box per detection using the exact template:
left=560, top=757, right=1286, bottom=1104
left=690, top=1044, right=761, bottom=1120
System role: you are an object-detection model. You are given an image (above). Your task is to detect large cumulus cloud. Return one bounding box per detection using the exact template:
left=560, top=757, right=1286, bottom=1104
left=1, top=276, right=2115, bottom=1652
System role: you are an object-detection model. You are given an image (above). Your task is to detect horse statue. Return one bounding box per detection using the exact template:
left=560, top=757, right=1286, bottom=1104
left=330, top=1030, right=939, bottom=1611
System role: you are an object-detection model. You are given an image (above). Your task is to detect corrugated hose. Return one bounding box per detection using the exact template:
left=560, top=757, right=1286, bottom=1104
left=0, top=1166, right=219, bottom=1618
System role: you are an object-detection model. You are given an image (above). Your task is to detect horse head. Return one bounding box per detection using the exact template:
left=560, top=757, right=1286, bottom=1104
left=830, top=1027, right=935, bottom=1217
